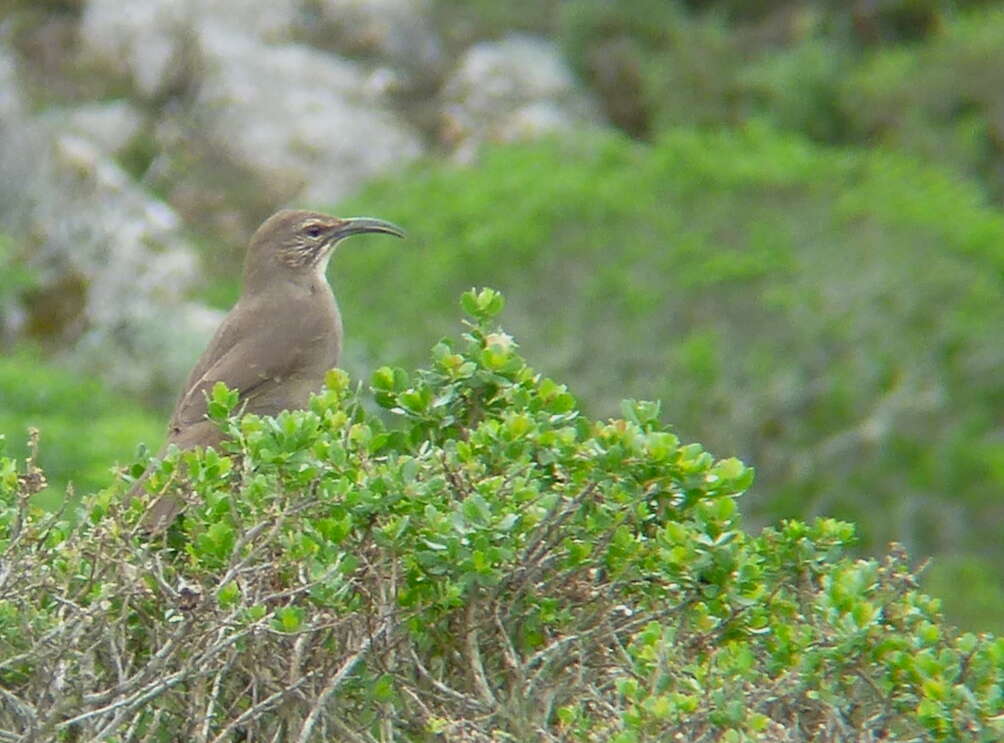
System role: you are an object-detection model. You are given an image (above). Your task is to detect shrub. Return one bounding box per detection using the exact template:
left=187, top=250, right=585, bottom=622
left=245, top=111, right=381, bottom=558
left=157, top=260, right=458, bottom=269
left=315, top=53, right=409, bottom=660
left=0, top=349, right=162, bottom=506
left=331, top=129, right=1004, bottom=629
left=559, top=2, right=1004, bottom=197
left=0, top=233, right=36, bottom=347
left=839, top=6, right=1004, bottom=198
left=429, top=0, right=563, bottom=47
left=1, top=291, right=1001, bottom=741
left=560, top=0, right=743, bottom=137
left=0, top=233, right=35, bottom=310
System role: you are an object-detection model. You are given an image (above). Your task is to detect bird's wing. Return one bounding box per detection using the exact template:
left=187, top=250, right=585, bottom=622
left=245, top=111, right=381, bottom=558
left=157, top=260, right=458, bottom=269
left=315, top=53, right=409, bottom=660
left=169, top=299, right=300, bottom=430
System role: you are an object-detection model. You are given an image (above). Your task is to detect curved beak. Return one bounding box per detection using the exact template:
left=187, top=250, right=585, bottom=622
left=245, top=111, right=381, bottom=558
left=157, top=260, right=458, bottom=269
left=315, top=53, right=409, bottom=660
left=334, top=217, right=406, bottom=240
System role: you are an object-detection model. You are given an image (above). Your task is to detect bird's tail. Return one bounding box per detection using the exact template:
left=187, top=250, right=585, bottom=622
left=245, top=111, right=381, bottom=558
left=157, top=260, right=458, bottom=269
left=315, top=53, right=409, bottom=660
left=124, top=463, right=185, bottom=534
left=142, top=494, right=185, bottom=534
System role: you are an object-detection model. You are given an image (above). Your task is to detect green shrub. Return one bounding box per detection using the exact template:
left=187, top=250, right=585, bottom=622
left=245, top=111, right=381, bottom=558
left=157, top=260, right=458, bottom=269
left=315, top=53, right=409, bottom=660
left=559, top=2, right=1004, bottom=199
left=1, top=291, right=1000, bottom=741
left=839, top=6, right=1004, bottom=198
left=331, top=129, right=1004, bottom=631
left=923, top=556, right=1004, bottom=637
left=560, top=0, right=743, bottom=136
left=0, top=233, right=36, bottom=318
left=558, top=0, right=870, bottom=140
left=0, top=349, right=162, bottom=506
left=429, top=0, right=562, bottom=47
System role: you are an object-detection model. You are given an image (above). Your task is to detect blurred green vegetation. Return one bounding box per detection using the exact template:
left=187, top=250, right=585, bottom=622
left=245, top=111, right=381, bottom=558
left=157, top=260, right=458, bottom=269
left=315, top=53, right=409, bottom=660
left=839, top=7, right=1004, bottom=198
left=0, top=233, right=36, bottom=307
left=430, top=0, right=562, bottom=47
left=924, top=555, right=1004, bottom=634
left=0, top=350, right=162, bottom=507
left=5, top=296, right=1001, bottom=739
left=4, top=0, right=1004, bottom=636
left=559, top=2, right=1004, bottom=196
left=330, top=126, right=1004, bottom=630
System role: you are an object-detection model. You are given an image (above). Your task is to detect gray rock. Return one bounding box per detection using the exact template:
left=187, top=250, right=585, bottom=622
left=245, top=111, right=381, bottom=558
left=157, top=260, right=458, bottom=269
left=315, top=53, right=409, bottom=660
left=440, top=35, right=600, bottom=161
left=79, top=0, right=426, bottom=205
left=78, top=0, right=300, bottom=98
left=0, top=46, right=24, bottom=125
left=0, top=119, right=220, bottom=404
left=78, top=0, right=194, bottom=99
left=0, top=46, right=30, bottom=343
left=195, top=25, right=424, bottom=204
left=59, top=100, right=146, bottom=157
left=308, top=0, right=445, bottom=82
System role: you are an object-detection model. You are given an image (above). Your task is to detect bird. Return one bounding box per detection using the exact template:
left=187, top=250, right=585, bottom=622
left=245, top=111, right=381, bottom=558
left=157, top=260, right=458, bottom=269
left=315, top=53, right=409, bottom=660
left=129, top=209, right=405, bottom=532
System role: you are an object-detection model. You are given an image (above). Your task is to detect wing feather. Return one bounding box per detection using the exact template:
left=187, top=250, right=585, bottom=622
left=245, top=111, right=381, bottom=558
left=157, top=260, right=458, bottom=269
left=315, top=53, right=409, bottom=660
left=168, top=297, right=293, bottom=431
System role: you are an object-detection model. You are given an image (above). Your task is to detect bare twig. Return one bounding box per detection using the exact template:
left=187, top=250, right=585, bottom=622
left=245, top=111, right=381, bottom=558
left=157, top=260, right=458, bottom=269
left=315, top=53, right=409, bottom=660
left=464, top=600, right=497, bottom=708
left=295, top=618, right=393, bottom=743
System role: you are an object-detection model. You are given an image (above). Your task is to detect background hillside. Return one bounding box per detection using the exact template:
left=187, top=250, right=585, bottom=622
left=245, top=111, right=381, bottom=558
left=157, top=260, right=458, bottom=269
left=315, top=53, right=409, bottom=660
left=1, top=0, right=1002, bottom=631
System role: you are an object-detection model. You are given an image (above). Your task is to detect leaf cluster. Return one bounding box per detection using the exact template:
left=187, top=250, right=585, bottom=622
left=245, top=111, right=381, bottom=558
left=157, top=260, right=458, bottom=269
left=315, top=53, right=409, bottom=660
left=558, top=2, right=1004, bottom=197
left=1, top=291, right=1001, bottom=741
left=333, top=128, right=1004, bottom=634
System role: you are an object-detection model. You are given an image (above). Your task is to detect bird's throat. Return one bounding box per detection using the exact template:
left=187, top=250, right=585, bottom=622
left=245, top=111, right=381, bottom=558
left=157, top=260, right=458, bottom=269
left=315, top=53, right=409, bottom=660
left=313, top=245, right=336, bottom=280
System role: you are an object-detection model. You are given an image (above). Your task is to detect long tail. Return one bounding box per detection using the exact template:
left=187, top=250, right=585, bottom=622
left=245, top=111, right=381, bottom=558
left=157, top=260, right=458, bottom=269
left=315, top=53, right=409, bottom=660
left=142, top=493, right=185, bottom=533
left=125, top=462, right=185, bottom=534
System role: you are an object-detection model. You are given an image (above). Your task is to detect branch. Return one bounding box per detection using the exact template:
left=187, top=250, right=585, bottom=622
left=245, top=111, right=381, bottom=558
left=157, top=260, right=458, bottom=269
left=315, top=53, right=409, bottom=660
left=464, top=600, right=497, bottom=708
left=295, top=618, right=393, bottom=743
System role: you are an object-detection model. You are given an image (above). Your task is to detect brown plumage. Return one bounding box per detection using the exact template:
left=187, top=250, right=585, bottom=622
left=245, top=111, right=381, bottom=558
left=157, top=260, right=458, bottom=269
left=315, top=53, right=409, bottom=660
left=130, top=209, right=405, bottom=532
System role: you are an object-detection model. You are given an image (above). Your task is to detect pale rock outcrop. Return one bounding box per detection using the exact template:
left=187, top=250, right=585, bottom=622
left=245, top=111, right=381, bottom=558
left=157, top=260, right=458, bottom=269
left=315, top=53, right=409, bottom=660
left=440, top=35, right=600, bottom=161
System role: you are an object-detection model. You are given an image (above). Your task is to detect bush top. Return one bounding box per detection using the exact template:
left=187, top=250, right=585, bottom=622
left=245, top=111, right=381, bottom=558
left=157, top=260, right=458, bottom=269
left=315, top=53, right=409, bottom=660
left=1, top=290, right=1001, bottom=741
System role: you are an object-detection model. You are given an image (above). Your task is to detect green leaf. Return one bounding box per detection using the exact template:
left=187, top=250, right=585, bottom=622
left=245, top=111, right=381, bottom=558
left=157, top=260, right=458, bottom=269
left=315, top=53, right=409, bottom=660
left=207, top=382, right=239, bottom=421
left=460, top=289, right=480, bottom=317
left=371, top=673, right=396, bottom=703
left=217, top=581, right=240, bottom=608
left=461, top=287, right=505, bottom=321
left=274, top=606, right=305, bottom=633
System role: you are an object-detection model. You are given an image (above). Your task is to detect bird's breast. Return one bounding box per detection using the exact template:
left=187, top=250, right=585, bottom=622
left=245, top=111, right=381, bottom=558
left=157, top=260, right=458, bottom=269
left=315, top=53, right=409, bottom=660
left=283, top=283, right=342, bottom=371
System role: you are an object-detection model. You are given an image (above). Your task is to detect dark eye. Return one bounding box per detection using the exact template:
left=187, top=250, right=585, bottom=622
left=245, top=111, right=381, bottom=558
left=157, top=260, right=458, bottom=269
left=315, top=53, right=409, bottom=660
left=304, top=224, right=323, bottom=238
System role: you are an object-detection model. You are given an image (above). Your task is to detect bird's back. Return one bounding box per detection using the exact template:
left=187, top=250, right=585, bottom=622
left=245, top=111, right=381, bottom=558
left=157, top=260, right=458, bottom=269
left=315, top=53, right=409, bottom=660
left=166, top=278, right=341, bottom=447
left=132, top=208, right=403, bottom=533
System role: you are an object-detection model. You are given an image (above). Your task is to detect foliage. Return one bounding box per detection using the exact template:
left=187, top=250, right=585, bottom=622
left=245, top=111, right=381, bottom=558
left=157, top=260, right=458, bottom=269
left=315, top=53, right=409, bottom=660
left=428, top=0, right=562, bottom=47
left=0, top=234, right=36, bottom=343
left=0, top=349, right=162, bottom=505
left=1, top=290, right=1000, bottom=741
left=560, top=0, right=742, bottom=137
left=332, top=128, right=1004, bottom=633
left=838, top=6, right=1004, bottom=199
left=923, top=556, right=1004, bottom=639
left=0, top=234, right=35, bottom=305
left=558, top=2, right=1004, bottom=196
left=429, top=0, right=981, bottom=142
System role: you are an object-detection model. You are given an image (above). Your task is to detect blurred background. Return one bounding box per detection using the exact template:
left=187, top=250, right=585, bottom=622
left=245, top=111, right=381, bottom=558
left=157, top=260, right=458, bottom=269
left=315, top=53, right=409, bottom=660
left=1, top=0, right=1002, bottom=631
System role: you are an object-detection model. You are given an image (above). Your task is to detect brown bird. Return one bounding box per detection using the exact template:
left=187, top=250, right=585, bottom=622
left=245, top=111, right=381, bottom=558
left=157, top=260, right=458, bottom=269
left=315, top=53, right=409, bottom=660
left=131, top=209, right=405, bottom=532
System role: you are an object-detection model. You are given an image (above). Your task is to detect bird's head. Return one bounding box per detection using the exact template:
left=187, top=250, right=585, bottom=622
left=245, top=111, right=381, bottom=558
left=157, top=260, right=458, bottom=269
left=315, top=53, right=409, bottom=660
left=245, top=209, right=405, bottom=288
